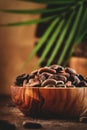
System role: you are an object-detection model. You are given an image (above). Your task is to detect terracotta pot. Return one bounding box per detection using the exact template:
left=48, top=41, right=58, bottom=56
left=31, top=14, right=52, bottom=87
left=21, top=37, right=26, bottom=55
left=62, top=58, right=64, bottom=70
left=11, top=86, right=87, bottom=118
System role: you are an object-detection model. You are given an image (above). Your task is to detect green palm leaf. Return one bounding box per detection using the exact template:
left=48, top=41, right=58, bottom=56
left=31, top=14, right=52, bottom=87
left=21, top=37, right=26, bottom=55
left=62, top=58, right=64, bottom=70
left=76, top=30, right=87, bottom=45
left=64, top=48, right=74, bottom=67
left=64, top=28, right=87, bottom=67
left=22, top=17, right=60, bottom=69
left=75, top=7, right=87, bottom=41
left=37, top=18, right=65, bottom=66
left=57, top=5, right=83, bottom=65
left=20, top=0, right=76, bottom=4
left=47, top=10, right=75, bottom=66
left=0, top=15, right=56, bottom=26
left=0, top=7, right=68, bottom=14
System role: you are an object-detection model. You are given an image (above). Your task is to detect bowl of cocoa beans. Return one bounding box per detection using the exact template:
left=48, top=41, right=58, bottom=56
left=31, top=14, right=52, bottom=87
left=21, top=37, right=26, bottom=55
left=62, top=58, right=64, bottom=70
left=11, top=65, right=87, bottom=119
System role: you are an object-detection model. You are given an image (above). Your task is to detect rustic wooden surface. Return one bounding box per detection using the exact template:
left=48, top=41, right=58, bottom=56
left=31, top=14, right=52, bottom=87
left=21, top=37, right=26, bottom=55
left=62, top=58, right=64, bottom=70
left=0, top=96, right=87, bottom=130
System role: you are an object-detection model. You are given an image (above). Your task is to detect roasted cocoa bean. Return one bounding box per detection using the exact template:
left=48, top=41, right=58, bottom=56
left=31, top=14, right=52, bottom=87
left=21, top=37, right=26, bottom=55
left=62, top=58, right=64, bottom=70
left=38, top=67, right=56, bottom=75
left=49, top=74, right=67, bottom=83
left=65, top=81, right=72, bottom=87
left=56, top=81, right=65, bottom=87
left=57, top=81, right=64, bottom=85
left=23, top=121, right=43, bottom=129
left=31, top=69, right=38, bottom=76
left=41, top=79, right=57, bottom=87
left=15, top=73, right=29, bottom=86
left=72, top=76, right=80, bottom=86
left=76, top=81, right=87, bottom=87
left=65, top=67, right=77, bottom=75
left=49, top=64, right=64, bottom=72
left=78, top=74, right=85, bottom=81
left=58, top=72, right=70, bottom=79
left=80, top=116, right=87, bottom=123
left=38, top=72, right=52, bottom=84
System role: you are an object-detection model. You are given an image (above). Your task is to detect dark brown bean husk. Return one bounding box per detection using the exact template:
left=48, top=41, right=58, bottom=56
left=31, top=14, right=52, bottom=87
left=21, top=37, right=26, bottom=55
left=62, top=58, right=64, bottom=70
left=49, top=64, right=64, bottom=72
left=65, top=67, right=77, bottom=75
left=57, top=81, right=64, bottom=85
left=41, top=79, right=57, bottom=87
left=76, top=81, right=87, bottom=87
left=78, top=74, right=85, bottom=81
left=15, top=73, right=29, bottom=86
left=56, top=81, right=65, bottom=87
left=72, top=76, right=80, bottom=86
left=49, top=74, right=67, bottom=83
left=23, top=121, right=43, bottom=129
left=80, top=117, right=87, bottom=123
left=65, top=81, right=72, bottom=87
left=38, top=72, right=52, bottom=83
left=58, top=72, right=70, bottom=79
left=31, top=69, right=38, bottom=76
left=38, top=67, right=56, bottom=75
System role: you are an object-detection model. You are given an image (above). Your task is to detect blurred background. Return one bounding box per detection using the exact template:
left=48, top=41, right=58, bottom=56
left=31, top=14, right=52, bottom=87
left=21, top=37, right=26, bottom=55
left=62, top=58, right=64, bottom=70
left=0, top=0, right=45, bottom=95
left=0, top=0, right=87, bottom=95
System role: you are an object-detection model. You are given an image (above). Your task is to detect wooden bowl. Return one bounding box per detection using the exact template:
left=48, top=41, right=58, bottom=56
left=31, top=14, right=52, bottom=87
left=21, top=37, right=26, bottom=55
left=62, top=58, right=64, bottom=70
left=11, top=86, right=87, bottom=118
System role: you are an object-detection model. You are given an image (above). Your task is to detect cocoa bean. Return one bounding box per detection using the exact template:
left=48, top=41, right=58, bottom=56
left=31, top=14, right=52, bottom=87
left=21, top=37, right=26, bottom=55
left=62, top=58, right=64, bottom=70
left=49, top=74, right=67, bottom=83
left=65, top=67, right=77, bottom=75
left=23, top=121, right=43, bottom=129
left=41, top=79, right=57, bottom=87
left=15, top=73, right=29, bottom=86
left=49, top=64, right=64, bottom=72
left=38, top=67, right=56, bottom=75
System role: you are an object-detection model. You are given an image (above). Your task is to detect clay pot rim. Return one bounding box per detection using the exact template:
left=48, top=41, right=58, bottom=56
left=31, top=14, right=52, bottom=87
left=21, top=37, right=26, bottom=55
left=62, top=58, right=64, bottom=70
left=11, top=85, right=86, bottom=90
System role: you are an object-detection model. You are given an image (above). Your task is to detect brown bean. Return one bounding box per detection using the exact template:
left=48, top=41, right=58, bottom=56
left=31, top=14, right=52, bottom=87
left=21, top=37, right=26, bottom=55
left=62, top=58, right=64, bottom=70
left=30, top=69, right=38, bottom=78
left=40, top=72, right=52, bottom=78
left=31, top=69, right=38, bottom=75
left=65, top=81, right=72, bottom=87
left=15, top=73, right=29, bottom=86
left=39, top=72, right=52, bottom=83
left=23, top=121, right=43, bottom=129
left=57, top=81, right=64, bottom=85
left=78, top=74, right=85, bottom=81
left=49, top=74, right=67, bottom=83
left=76, top=81, right=87, bottom=87
left=72, top=75, right=80, bottom=86
left=65, top=67, right=77, bottom=75
left=50, top=64, right=64, bottom=69
left=29, top=78, right=35, bottom=84
left=41, top=79, right=57, bottom=87
left=56, top=81, right=65, bottom=87
left=58, top=72, right=70, bottom=78
left=38, top=67, right=56, bottom=75
left=80, top=116, right=87, bottom=123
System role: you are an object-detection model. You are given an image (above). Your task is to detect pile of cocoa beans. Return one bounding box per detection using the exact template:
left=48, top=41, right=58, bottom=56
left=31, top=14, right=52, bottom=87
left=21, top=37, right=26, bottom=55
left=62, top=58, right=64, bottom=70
left=14, top=65, right=87, bottom=87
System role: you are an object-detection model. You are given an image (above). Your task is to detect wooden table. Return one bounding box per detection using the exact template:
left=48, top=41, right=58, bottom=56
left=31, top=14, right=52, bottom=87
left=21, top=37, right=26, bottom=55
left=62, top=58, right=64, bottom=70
left=0, top=96, right=87, bottom=130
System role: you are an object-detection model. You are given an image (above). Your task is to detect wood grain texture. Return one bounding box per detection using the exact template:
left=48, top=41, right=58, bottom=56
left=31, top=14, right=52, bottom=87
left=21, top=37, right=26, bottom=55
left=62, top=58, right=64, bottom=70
left=11, top=86, right=87, bottom=118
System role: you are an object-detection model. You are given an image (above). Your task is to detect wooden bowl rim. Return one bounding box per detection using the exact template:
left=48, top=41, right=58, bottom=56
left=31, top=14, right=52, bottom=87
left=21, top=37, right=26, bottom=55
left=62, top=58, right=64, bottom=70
left=11, top=85, right=87, bottom=90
